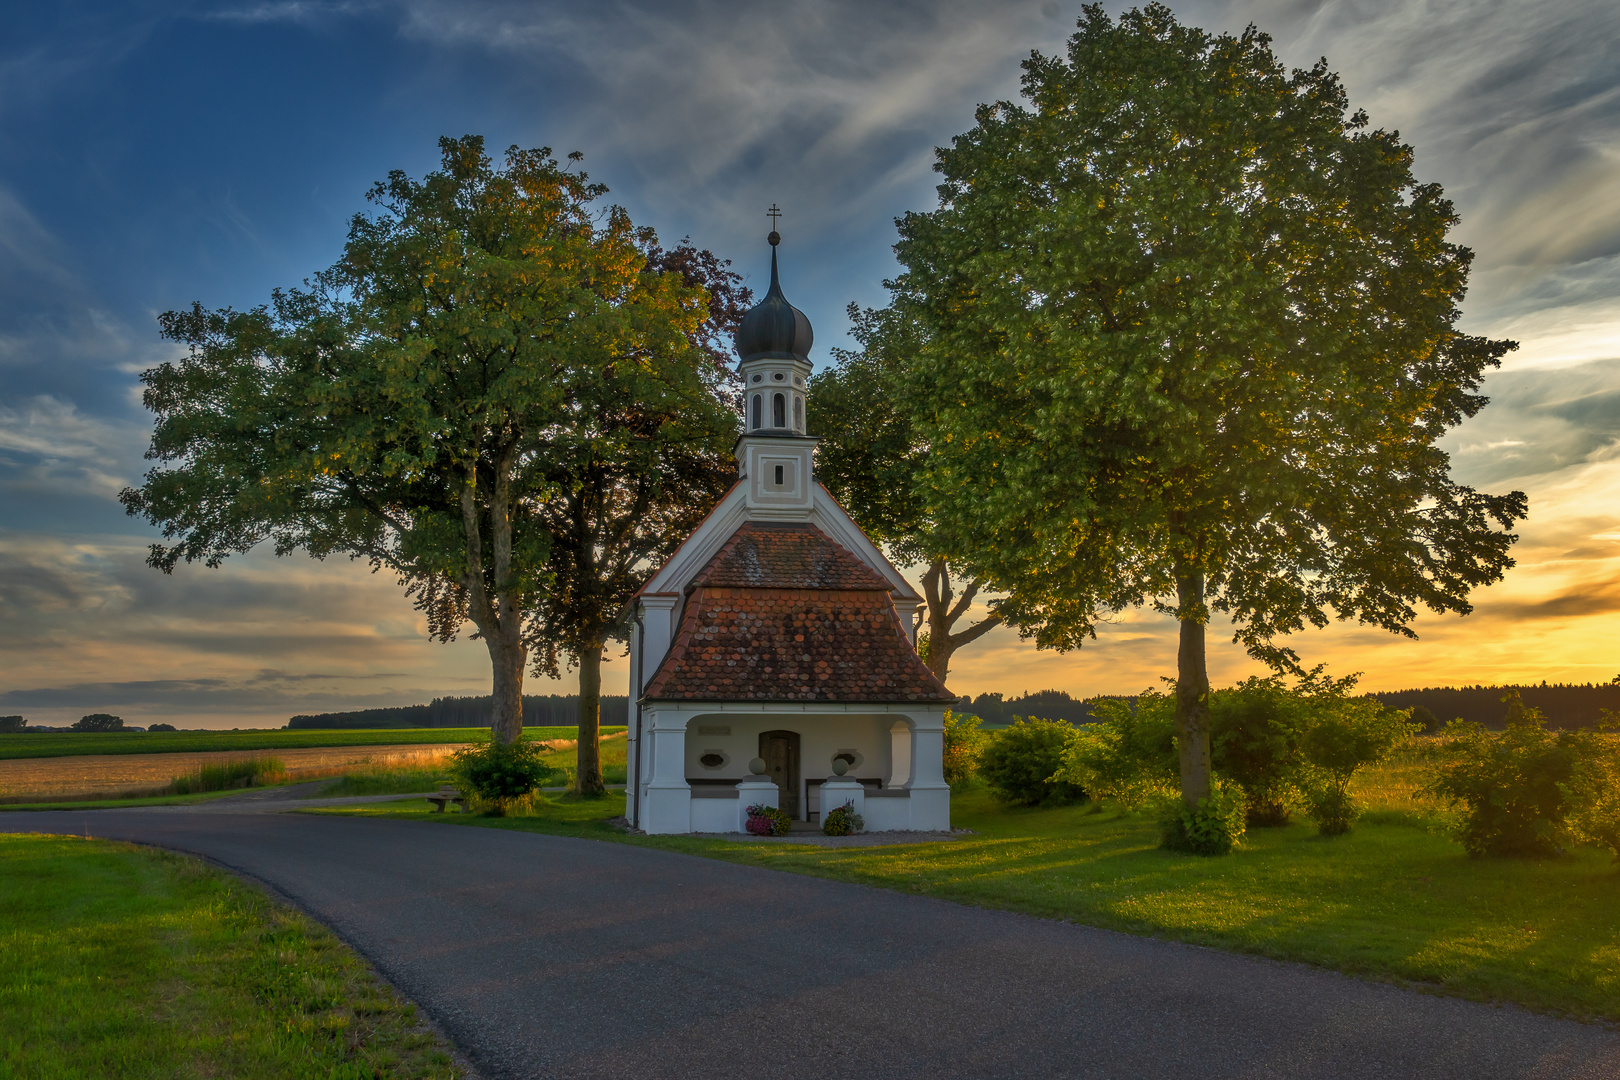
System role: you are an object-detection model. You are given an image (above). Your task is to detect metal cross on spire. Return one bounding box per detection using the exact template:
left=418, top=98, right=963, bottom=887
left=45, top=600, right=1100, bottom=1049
left=766, top=204, right=782, bottom=227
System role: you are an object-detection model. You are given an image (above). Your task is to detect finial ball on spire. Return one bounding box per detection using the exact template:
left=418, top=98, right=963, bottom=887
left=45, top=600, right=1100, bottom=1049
left=768, top=230, right=780, bottom=246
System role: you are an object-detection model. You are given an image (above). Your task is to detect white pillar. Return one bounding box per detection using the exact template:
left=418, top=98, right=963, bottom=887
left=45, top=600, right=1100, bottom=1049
left=629, top=595, right=680, bottom=831
left=904, top=709, right=950, bottom=831
left=888, top=720, right=912, bottom=787
left=642, top=707, right=692, bottom=834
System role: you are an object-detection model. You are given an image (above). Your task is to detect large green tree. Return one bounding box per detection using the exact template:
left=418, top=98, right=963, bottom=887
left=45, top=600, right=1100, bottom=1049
left=525, top=241, right=749, bottom=792
left=122, top=137, right=739, bottom=753
left=809, top=303, right=1001, bottom=685
left=894, top=6, right=1527, bottom=808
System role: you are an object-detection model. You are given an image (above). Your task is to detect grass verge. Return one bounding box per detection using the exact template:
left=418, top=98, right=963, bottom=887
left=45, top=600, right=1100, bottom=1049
left=0, top=787, right=284, bottom=812
left=321, top=783, right=1620, bottom=1023
left=0, top=726, right=625, bottom=761
left=0, top=833, right=462, bottom=1078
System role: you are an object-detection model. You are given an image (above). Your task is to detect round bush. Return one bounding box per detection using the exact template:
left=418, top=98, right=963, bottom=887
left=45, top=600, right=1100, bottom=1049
left=822, top=801, right=864, bottom=836
left=978, top=718, right=1087, bottom=806
left=450, top=738, right=553, bottom=809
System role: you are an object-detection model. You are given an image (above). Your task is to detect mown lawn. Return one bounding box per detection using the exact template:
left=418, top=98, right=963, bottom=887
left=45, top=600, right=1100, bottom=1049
left=0, top=788, right=276, bottom=812
left=324, top=779, right=1620, bottom=1022
left=0, top=726, right=624, bottom=761
left=0, top=833, right=463, bottom=1079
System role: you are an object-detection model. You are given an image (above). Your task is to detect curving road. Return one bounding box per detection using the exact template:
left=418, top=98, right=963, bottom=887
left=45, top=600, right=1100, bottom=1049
left=9, top=808, right=1619, bottom=1079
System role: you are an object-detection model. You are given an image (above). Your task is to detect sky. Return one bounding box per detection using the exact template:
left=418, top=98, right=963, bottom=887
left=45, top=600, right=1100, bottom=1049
left=1, top=0, right=1617, bottom=728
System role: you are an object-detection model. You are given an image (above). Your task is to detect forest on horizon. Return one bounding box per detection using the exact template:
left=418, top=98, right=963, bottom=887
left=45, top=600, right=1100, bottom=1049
left=286, top=683, right=1620, bottom=731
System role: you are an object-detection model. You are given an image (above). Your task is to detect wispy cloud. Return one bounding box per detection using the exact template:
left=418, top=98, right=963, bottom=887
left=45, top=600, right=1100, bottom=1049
left=204, top=1, right=385, bottom=26
left=0, top=396, right=148, bottom=498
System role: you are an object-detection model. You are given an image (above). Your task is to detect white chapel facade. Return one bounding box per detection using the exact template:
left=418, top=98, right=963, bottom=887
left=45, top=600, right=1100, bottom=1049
left=624, top=229, right=955, bottom=835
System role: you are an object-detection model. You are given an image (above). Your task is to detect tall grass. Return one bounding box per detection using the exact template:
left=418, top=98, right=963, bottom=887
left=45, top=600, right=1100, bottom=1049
left=169, top=755, right=286, bottom=795
left=317, top=748, right=459, bottom=797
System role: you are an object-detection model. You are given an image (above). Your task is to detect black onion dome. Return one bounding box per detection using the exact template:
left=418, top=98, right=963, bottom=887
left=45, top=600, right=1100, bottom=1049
left=735, top=237, right=813, bottom=366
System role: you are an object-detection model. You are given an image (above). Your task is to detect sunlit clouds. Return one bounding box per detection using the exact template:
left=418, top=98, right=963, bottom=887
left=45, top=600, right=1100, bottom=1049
left=0, top=0, right=1616, bottom=723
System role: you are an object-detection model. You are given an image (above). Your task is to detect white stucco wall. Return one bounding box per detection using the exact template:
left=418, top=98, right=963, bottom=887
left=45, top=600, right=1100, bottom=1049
left=636, top=702, right=949, bottom=834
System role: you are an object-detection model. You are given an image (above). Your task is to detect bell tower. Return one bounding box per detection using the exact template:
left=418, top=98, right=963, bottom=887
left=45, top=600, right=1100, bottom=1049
left=733, top=214, right=816, bottom=518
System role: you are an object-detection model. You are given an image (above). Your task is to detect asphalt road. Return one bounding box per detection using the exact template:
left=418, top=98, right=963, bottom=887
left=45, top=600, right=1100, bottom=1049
left=10, top=809, right=1619, bottom=1079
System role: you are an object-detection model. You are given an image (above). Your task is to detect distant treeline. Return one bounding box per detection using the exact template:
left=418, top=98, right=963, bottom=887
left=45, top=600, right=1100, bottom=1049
left=955, top=691, right=1113, bottom=726
left=287, top=695, right=630, bottom=730
left=284, top=683, right=1618, bottom=732
left=956, top=684, right=1620, bottom=730
left=1367, top=684, right=1620, bottom=730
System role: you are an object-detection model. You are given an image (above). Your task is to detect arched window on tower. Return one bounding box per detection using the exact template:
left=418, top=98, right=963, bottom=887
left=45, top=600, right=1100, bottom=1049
left=773, top=393, right=786, bottom=428
left=751, top=394, right=762, bottom=430
left=793, top=395, right=803, bottom=432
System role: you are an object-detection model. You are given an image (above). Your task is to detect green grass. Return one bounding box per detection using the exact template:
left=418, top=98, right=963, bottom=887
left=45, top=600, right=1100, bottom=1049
left=0, top=833, right=462, bottom=1078
left=0, top=787, right=287, bottom=812
left=0, top=726, right=625, bottom=761
left=537, top=734, right=629, bottom=787
left=323, top=776, right=1620, bottom=1022
left=320, top=765, right=457, bottom=798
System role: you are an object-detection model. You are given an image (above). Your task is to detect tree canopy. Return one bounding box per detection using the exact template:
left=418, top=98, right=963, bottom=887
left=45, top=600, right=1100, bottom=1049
left=893, top=5, right=1526, bottom=807
left=809, top=305, right=1001, bottom=683
left=123, top=136, right=740, bottom=750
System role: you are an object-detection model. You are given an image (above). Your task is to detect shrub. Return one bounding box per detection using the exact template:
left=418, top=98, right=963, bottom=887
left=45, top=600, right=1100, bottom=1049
left=0, top=716, right=25, bottom=734
left=1300, top=698, right=1417, bottom=837
left=449, top=738, right=553, bottom=815
left=978, top=718, right=1087, bottom=806
left=148, top=723, right=177, bottom=733
left=1424, top=692, right=1610, bottom=857
left=1209, top=677, right=1312, bottom=827
left=745, top=804, right=791, bottom=836
left=822, top=800, right=865, bottom=836
left=1570, top=754, right=1620, bottom=861
left=1055, top=690, right=1177, bottom=806
left=1158, top=781, right=1246, bottom=856
left=941, top=710, right=987, bottom=787
left=1409, top=705, right=1440, bottom=734
left=72, top=713, right=124, bottom=732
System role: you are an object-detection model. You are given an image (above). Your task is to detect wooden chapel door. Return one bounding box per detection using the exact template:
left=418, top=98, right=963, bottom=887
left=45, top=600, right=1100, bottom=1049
left=759, top=730, right=801, bottom=819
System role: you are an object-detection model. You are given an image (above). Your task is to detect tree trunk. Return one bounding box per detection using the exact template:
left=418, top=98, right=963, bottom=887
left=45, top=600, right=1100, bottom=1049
left=459, top=456, right=527, bottom=746
left=1174, top=559, right=1213, bottom=807
left=575, top=646, right=605, bottom=795
left=926, top=596, right=956, bottom=683
left=487, top=636, right=527, bottom=745
left=920, top=556, right=1001, bottom=686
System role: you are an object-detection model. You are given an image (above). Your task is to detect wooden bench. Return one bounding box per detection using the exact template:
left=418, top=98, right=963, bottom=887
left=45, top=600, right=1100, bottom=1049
left=425, top=785, right=467, bottom=813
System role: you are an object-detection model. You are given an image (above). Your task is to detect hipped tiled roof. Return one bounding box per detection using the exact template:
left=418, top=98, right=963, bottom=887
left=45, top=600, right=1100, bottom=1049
left=641, top=524, right=954, bottom=704
left=691, top=522, right=892, bottom=591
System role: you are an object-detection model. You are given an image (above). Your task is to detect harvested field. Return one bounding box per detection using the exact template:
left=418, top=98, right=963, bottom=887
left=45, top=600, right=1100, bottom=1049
left=0, top=744, right=469, bottom=801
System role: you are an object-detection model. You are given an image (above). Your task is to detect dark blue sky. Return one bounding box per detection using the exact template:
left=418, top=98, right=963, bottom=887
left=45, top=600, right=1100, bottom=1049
left=3, top=0, right=1618, bottom=726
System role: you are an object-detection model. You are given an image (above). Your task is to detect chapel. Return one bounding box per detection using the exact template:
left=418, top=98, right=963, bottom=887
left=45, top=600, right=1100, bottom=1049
left=624, top=228, right=956, bottom=835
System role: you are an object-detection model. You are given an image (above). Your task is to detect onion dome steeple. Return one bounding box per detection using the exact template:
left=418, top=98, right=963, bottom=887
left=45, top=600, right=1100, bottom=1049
left=735, top=224, right=813, bottom=366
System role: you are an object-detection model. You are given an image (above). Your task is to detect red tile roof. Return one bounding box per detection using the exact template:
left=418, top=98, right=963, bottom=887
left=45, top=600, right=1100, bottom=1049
left=691, top=522, right=894, bottom=590
left=641, top=523, right=954, bottom=704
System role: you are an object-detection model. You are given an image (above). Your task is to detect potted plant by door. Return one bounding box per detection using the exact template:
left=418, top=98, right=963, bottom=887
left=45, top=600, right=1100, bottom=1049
left=745, top=804, right=791, bottom=836
left=822, top=800, right=865, bottom=836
